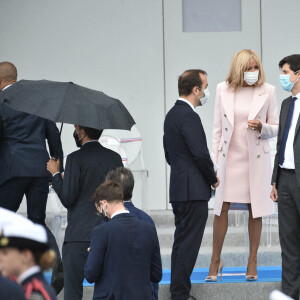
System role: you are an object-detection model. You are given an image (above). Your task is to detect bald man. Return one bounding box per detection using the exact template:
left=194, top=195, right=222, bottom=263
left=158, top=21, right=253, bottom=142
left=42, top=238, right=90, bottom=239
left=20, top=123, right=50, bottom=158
left=0, top=62, right=64, bottom=294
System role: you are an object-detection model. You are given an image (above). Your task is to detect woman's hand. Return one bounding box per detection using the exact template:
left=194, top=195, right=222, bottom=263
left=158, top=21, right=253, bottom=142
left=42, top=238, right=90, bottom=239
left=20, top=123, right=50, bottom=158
left=248, top=120, right=262, bottom=132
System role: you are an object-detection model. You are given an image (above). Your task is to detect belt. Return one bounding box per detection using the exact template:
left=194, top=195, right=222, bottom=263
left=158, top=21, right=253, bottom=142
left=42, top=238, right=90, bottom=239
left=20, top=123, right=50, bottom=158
left=280, top=168, right=295, bottom=173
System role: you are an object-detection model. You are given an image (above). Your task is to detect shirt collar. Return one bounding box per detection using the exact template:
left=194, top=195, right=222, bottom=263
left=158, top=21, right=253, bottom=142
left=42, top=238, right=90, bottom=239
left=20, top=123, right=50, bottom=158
left=82, top=140, right=98, bottom=146
left=178, top=97, right=195, bottom=111
left=18, top=266, right=41, bottom=284
left=2, top=84, right=13, bottom=91
left=111, top=209, right=129, bottom=219
left=292, top=92, right=300, bottom=99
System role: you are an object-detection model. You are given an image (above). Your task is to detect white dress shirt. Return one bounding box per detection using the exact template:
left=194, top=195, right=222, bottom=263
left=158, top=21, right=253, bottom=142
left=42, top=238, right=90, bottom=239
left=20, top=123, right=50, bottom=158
left=178, top=97, right=195, bottom=111
left=281, top=92, right=300, bottom=169
left=111, top=209, right=129, bottom=219
left=2, top=84, right=12, bottom=91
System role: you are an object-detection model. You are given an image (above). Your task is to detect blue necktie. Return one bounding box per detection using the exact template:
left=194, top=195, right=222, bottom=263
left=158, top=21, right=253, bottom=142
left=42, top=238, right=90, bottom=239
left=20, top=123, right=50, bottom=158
left=279, top=97, right=297, bottom=165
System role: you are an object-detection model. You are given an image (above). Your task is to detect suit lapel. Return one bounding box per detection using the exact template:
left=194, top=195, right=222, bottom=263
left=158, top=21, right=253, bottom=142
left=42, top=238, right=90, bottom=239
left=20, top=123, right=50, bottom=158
left=294, top=111, right=300, bottom=136
left=248, top=85, right=268, bottom=121
left=280, top=97, right=292, bottom=139
left=221, top=90, right=235, bottom=127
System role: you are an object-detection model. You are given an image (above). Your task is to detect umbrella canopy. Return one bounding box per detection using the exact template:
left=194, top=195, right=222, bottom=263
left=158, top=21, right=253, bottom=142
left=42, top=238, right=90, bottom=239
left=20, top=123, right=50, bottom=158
left=0, top=80, right=135, bottom=131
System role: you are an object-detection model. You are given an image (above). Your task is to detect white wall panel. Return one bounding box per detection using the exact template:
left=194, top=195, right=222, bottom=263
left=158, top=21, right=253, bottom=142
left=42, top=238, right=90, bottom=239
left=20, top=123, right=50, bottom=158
left=0, top=0, right=166, bottom=210
left=261, top=0, right=300, bottom=105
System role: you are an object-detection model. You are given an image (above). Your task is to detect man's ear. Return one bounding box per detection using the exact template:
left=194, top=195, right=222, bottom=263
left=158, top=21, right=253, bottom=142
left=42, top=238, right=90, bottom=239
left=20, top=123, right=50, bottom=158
left=81, top=128, right=87, bottom=138
left=192, top=86, right=199, bottom=95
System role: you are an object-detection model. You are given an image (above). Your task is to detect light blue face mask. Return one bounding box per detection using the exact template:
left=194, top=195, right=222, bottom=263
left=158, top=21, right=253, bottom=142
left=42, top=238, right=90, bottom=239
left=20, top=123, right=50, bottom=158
left=279, top=71, right=299, bottom=92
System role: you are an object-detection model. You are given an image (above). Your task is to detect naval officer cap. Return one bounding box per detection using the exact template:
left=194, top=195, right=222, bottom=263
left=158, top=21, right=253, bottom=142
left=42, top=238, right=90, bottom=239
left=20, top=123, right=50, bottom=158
left=0, top=208, right=49, bottom=252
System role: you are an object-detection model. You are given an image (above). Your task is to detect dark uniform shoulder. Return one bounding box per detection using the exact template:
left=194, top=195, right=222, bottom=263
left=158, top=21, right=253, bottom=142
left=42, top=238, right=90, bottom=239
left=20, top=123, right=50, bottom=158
left=23, top=277, right=57, bottom=300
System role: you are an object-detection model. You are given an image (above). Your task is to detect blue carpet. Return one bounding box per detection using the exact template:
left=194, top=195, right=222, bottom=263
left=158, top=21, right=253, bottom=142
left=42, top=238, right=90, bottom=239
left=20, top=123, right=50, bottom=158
left=45, top=266, right=282, bottom=286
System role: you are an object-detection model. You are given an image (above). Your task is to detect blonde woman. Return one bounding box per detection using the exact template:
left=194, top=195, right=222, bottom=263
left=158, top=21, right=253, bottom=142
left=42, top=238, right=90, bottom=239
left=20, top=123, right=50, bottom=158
left=206, top=49, right=279, bottom=282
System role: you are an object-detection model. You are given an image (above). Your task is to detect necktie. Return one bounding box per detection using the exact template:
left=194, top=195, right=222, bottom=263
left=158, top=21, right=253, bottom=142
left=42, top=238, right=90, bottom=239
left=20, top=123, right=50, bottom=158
left=279, top=97, right=297, bottom=165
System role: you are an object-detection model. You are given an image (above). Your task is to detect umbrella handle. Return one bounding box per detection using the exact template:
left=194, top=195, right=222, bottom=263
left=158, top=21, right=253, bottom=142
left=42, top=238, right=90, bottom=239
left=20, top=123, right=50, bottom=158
left=52, top=123, right=64, bottom=161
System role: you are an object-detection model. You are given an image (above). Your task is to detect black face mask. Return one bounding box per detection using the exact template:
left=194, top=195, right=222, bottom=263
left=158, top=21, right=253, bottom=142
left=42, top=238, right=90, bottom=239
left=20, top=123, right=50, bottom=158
left=73, top=130, right=82, bottom=148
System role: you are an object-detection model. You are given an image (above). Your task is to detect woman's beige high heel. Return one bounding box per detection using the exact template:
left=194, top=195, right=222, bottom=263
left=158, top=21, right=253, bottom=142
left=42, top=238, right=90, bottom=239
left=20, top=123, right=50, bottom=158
left=205, top=261, right=224, bottom=282
left=246, top=261, right=258, bottom=281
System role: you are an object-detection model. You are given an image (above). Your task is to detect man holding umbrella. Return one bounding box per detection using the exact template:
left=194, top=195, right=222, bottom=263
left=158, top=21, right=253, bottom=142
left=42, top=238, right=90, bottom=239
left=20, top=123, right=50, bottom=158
left=0, top=62, right=64, bottom=293
left=47, top=125, right=123, bottom=300
left=0, top=65, right=135, bottom=299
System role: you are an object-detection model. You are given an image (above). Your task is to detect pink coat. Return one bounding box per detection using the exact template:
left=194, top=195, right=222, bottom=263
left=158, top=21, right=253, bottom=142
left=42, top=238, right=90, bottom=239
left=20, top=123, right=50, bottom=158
left=212, top=82, right=279, bottom=218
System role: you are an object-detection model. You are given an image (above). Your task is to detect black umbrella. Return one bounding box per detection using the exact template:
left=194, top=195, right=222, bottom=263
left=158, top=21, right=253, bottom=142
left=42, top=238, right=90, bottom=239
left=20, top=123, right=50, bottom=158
left=0, top=79, right=135, bottom=131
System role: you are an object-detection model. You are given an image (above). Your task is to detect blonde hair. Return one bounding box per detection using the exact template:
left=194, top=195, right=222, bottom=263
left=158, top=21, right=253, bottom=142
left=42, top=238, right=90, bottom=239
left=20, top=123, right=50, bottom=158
left=226, top=49, right=265, bottom=91
left=34, top=249, right=56, bottom=270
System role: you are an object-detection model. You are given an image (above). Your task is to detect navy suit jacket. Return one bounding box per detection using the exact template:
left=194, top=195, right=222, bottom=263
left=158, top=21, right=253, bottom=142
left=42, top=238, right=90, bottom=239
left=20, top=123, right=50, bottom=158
left=0, top=274, right=25, bottom=300
left=52, top=141, right=123, bottom=242
left=0, top=104, right=63, bottom=186
left=124, top=201, right=158, bottom=300
left=123, top=201, right=155, bottom=225
left=84, top=213, right=162, bottom=300
left=163, top=100, right=217, bottom=202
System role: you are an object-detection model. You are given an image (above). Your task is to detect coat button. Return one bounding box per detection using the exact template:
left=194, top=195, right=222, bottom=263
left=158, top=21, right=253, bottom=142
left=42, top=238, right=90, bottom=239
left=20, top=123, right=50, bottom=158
left=258, top=115, right=261, bottom=119
left=224, top=114, right=227, bottom=118
left=224, top=141, right=227, bottom=144
left=225, top=128, right=228, bottom=131
left=223, top=154, right=226, bottom=157
left=257, top=155, right=260, bottom=158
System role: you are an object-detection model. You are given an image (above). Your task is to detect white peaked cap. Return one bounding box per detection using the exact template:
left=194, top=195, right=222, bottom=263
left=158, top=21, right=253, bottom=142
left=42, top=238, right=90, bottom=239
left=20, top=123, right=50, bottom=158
left=0, top=208, right=48, bottom=245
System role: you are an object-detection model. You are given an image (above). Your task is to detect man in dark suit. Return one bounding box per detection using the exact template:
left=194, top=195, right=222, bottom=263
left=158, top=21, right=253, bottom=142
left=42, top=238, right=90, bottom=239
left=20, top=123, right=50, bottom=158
left=270, top=54, right=300, bottom=299
left=0, top=61, right=64, bottom=292
left=163, top=69, right=219, bottom=300
left=47, top=125, right=123, bottom=300
left=105, top=167, right=159, bottom=300
left=84, top=181, right=162, bottom=300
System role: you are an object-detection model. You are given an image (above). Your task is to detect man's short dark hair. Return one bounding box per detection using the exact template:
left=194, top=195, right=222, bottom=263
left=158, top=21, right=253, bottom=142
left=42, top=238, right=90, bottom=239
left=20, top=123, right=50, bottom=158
left=178, top=69, right=207, bottom=96
left=106, top=167, right=134, bottom=201
left=93, top=181, right=123, bottom=204
left=79, top=126, right=103, bottom=140
left=279, top=55, right=300, bottom=73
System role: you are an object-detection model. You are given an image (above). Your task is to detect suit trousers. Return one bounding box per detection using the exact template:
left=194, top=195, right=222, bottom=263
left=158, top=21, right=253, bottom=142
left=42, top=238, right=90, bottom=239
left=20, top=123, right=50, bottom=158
left=170, top=200, right=208, bottom=300
left=0, top=177, right=60, bottom=259
left=62, top=241, right=90, bottom=300
left=278, top=169, right=300, bottom=299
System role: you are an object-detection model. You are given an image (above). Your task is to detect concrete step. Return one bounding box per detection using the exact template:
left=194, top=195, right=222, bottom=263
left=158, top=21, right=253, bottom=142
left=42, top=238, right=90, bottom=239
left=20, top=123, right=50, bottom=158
left=159, top=282, right=281, bottom=300
left=150, top=209, right=278, bottom=228
left=157, top=225, right=280, bottom=248
left=57, top=282, right=282, bottom=300
left=160, top=245, right=282, bottom=269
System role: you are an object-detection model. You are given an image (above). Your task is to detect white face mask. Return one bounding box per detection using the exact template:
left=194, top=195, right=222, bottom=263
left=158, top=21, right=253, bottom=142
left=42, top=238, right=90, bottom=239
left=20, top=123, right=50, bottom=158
left=197, top=88, right=209, bottom=106
left=244, top=70, right=259, bottom=86
left=100, top=202, right=110, bottom=219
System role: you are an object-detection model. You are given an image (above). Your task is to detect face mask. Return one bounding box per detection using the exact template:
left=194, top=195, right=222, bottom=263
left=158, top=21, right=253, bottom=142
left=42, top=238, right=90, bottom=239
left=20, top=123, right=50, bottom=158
left=244, top=70, right=259, bottom=86
left=73, top=130, right=83, bottom=148
left=100, top=203, right=110, bottom=219
left=279, top=72, right=299, bottom=92
left=198, top=88, right=209, bottom=106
